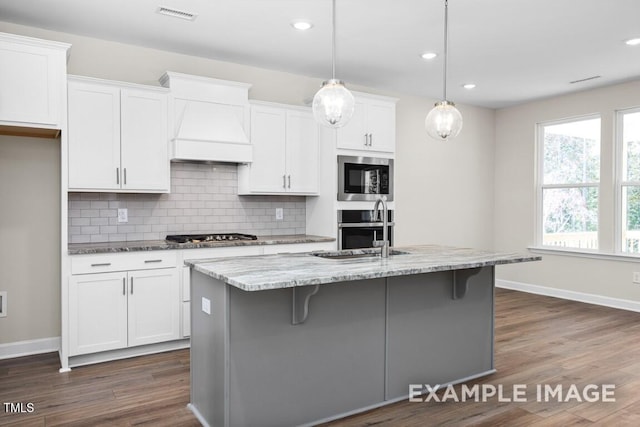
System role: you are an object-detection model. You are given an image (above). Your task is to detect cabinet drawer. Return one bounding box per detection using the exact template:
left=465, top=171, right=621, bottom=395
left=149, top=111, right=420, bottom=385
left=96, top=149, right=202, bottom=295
left=71, top=251, right=178, bottom=274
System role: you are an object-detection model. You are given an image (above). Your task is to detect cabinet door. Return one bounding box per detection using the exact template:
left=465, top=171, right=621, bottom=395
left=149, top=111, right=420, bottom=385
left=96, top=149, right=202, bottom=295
left=120, top=89, right=169, bottom=191
left=247, top=105, right=287, bottom=192
left=286, top=110, right=319, bottom=194
left=335, top=99, right=367, bottom=150
left=69, top=273, right=128, bottom=356
left=128, top=268, right=180, bottom=347
left=367, top=100, right=396, bottom=153
left=0, top=38, right=64, bottom=127
left=68, top=81, right=121, bottom=190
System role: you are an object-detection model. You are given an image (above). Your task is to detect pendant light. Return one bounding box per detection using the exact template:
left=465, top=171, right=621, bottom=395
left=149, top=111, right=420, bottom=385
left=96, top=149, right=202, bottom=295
left=425, top=0, right=463, bottom=140
left=312, top=0, right=355, bottom=128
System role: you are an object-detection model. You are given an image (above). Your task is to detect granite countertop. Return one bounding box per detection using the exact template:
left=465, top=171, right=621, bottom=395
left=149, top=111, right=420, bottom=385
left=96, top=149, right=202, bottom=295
left=187, top=245, right=541, bottom=291
left=68, top=234, right=335, bottom=255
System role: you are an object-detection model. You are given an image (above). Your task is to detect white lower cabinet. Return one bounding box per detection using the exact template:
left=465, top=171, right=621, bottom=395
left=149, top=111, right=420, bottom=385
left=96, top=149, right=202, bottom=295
left=67, top=242, right=334, bottom=361
left=69, top=272, right=128, bottom=356
left=127, top=269, right=181, bottom=347
left=69, top=268, right=179, bottom=356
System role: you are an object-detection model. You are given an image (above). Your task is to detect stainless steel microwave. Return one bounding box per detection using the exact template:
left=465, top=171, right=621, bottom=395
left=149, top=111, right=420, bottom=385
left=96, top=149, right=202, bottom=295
left=337, top=156, right=393, bottom=201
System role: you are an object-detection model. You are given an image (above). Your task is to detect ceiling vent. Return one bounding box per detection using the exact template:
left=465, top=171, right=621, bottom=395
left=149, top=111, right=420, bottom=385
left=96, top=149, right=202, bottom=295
left=156, top=6, right=197, bottom=21
left=569, top=75, right=601, bottom=84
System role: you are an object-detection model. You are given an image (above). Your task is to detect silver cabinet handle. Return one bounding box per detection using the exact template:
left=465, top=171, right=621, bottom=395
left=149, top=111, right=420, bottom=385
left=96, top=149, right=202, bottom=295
left=287, top=175, right=291, bottom=188
left=130, top=277, right=133, bottom=294
left=364, top=134, right=368, bottom=146
left=144, top=259, right=162, bottom=263
left=124, top=168, right=127, bottom=185
left=116, top=168, right=120, bottom=185
left=91, top=263, right=111, bottom=267
left=283, top=174, right=286, bottom=188
left=369, top=133, right=373, bottom=146
left=122, top=278, right=125, bottom=295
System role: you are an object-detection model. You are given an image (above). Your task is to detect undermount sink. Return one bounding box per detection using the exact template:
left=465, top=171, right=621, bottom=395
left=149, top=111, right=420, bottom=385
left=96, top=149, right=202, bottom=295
left=311, top=249, right=409, bottom=260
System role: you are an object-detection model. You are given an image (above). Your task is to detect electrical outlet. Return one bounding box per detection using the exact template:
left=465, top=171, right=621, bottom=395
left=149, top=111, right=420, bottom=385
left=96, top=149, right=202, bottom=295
left=117, top=208, right=128, bottom=223
left=0, top=291, right=7, bottom=318
left=275, top=207, right=284, bottom=221
left=633, top=272, right=640, bottom=284
left=202, top=297, right=211, bottom=315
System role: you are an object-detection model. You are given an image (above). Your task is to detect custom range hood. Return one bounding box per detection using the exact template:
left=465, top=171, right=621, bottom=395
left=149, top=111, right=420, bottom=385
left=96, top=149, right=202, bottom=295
left=160, top=72, right=253, bottom=163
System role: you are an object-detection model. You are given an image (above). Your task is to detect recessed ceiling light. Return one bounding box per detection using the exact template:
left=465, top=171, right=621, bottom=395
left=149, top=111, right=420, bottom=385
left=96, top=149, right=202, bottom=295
left=463, top=83, right=476, bottom=90
left=291, top=21, right=313, bottom=31
left=421, top=52, right=437, bottom=60
left=156, top=6, right=197, bottom=21
left=626, top=38, right=640, bottom=46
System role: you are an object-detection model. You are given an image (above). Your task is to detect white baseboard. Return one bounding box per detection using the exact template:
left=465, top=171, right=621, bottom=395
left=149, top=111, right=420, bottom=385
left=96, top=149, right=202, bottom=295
left=496, top=279, right=640, bottom=313
left=0, top=336, right=60, bottom=360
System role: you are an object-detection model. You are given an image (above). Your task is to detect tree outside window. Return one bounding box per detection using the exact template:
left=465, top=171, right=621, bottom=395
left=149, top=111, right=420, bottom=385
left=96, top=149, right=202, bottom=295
left=539, top=118, right=600, bottom=249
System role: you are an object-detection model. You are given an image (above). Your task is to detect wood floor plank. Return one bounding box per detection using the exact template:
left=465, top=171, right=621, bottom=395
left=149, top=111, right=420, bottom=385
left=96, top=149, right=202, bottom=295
left=1, top=288, right=639, bottom=426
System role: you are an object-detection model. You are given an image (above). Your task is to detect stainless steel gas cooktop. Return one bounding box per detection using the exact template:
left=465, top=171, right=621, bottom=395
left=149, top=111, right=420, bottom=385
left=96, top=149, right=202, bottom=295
left=165, top=233, right=258, bottom=244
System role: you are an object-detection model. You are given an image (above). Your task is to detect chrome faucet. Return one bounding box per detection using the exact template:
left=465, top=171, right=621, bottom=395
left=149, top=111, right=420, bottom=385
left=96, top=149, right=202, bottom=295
left=373, top=196, right=389, bottom=258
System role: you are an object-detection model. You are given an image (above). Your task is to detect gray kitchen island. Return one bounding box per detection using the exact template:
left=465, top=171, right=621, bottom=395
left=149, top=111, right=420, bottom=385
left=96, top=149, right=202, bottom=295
left=186, top=245, right=540, bottom=427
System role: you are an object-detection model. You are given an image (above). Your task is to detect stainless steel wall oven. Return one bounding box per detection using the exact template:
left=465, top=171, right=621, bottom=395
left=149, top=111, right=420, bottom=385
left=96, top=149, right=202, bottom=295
left=338, top=209, right=394, bottom=250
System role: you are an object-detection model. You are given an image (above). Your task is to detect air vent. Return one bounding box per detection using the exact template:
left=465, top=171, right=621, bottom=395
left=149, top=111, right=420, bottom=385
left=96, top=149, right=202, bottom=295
left=156, top=6, right=197, bottom=21
left=569, top=76, right=601, bottom=84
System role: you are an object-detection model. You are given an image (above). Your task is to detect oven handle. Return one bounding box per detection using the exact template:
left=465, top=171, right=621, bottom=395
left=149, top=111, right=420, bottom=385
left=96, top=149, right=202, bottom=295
left=338, top=222, right=395, bottom=228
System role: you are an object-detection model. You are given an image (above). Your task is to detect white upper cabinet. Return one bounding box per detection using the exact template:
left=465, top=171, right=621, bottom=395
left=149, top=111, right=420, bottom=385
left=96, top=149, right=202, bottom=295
left=0, top=32, right=70, bottom=134
left=67, top=76, right=169, bottom=192
left=120, top=89, right=170, bottom=191
left=336, top=92, right=397, bottom=154
left=238, top=102, right=319, bottom=195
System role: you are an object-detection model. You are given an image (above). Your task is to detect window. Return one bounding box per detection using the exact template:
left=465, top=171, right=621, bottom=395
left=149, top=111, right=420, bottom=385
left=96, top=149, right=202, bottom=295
left=619, top=108, right=640, bottom=253
left=537, top=117, right=601, bottom=250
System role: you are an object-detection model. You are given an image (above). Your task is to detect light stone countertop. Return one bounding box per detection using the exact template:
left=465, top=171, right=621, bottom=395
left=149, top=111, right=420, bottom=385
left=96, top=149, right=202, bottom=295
left=68, top=234, right=335, bottom=255
left=186, top=245, right=541, bottom=291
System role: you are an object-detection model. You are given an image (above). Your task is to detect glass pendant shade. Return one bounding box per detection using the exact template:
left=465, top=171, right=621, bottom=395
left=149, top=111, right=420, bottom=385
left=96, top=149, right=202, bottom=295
left=425, top=100, right=463, bottom=141
left=312, top=79, right=355, bottom=128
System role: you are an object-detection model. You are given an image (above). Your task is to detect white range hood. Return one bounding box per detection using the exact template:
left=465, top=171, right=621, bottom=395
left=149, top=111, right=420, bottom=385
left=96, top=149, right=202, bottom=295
left=160, top=72, right=253, bottom=163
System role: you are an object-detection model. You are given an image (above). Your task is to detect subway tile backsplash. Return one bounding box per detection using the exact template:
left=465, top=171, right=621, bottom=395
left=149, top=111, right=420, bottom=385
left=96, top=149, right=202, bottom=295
left=69, top=163, right=306, bottom=244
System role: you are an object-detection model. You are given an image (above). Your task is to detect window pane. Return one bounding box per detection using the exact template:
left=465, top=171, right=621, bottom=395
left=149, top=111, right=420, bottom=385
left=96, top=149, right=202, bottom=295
left=622, top=186, right=640, bottom=253
left=543, top=187, right=598, bottom=249
left=623, top=112, right=640, bottom=181
left=543, top=118, right=600, bottom=184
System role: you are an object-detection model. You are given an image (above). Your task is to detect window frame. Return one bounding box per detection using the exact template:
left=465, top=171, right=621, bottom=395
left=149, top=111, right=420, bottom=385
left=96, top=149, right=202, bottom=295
left=615, top=107, right=640, bottom=255
left=535, top=114, right=601, bottom=251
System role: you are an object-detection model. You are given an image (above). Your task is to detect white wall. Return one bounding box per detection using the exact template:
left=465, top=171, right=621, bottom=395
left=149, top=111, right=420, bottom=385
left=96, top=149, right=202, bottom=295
left=494, top=79, right=640, bottom=303
left=395, top=98, right=496, bottom=249
left=0, top=21, right=497, bottom=344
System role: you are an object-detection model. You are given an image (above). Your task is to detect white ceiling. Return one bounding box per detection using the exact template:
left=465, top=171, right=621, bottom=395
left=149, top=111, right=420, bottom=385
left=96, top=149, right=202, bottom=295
left=1, top=0, right=639, bottom=108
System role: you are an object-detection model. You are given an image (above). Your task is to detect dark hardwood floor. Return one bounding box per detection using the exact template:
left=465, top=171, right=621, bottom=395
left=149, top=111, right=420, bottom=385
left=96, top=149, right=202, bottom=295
left=2, top=288, right=640, bottom=426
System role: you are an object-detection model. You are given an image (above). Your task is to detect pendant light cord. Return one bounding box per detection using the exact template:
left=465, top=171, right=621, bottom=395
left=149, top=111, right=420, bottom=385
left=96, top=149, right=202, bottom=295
left=332, top=0, right=336, bottom=79
left=443, top=0, right=449, bottom=101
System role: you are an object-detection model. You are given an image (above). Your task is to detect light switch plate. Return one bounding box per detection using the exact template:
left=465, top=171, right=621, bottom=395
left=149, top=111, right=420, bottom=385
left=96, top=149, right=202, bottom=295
left=275, top=208, right=284, bottom=221
left=202, top=297, right=211, bottom=315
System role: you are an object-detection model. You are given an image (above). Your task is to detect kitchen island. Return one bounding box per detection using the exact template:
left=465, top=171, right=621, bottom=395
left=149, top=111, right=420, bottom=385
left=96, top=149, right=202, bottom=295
left=186, top=245, right=540, bottom=427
